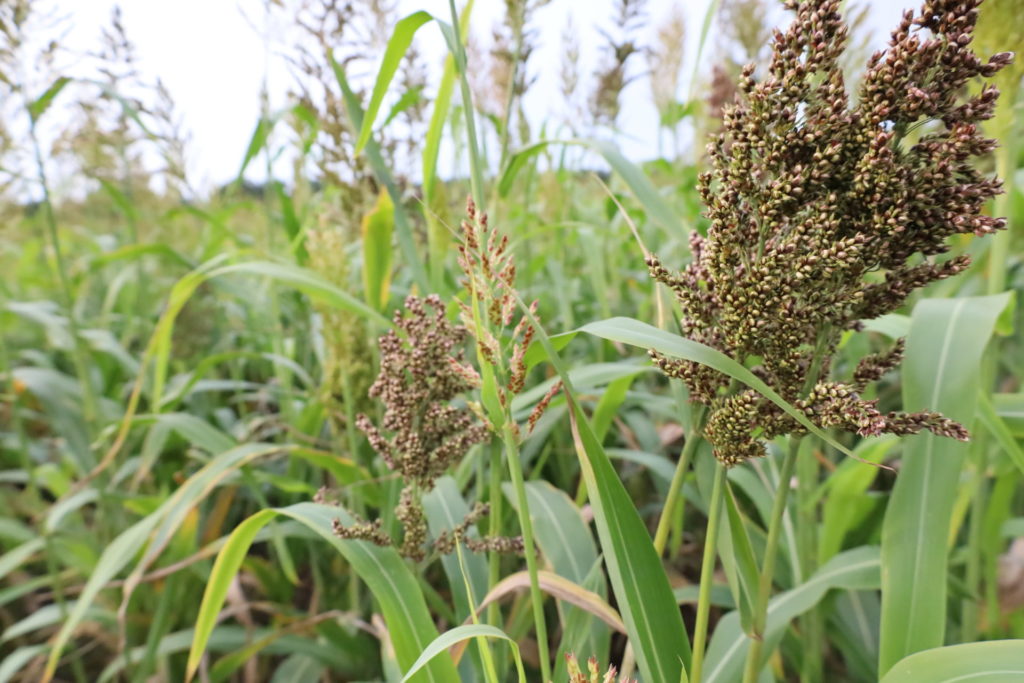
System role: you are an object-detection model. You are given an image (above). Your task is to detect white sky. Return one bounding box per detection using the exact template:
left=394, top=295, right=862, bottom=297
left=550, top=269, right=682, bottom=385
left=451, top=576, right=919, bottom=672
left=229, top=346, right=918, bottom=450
left=51, top=0, right=916, bottom=193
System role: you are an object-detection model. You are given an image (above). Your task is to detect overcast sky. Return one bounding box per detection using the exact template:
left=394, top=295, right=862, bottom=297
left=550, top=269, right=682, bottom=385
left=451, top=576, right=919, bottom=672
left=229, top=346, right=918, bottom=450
left=51, top=0, right=916, bottom=193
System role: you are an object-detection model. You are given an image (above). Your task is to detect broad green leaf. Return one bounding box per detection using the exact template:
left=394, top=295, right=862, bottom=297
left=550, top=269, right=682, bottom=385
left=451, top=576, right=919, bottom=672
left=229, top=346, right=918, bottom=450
left=880, top=641, right=1024, bottom=682
left=236, top=113, right=281, bottom=181
left=208, top=261, right=388, bottom=326
left=703, top=546, right=881, bottom=683
left=567, top=406, right=691, bottom=683
left=818, top=437, right=897, bottom=563
left=97, top=626, right=352, bottom=683
left=355, top=11, right=433, bottom=152
left=508, top=481, right=610, bottom=678
left=187, top=502, right=457, bottom=683
left=400, top=625, right=525, bottom=683
left=44, top=488, right=99, bottom=533
left=994, top=393, right=1024, bottom=437
left=361, top=189, right=395, bottom=311
left=3, top=601, right=114, bottom=643
left=720, top=480, right=759, bottom=633
left=879, top=293, right=1011, bottom=675
left=518, top=298, right=691, bottom=683
left=581, top=317, right=858, bottom=458
left=592, top=374, right=636, bottom=443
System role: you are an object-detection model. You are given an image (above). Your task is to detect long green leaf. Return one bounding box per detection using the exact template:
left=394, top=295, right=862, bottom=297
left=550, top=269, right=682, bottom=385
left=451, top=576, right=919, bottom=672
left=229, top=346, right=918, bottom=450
left=879, top=293, right=1011, bottom=675
left=422, top=0, right=473, bottom=286
left=581, top=317, right=858, bottom=458
left=400, top=624, right=525, bottom=683
left=516, top=299, right=690, bottom=683
left=703, top=546, right=881, bottom=683
left=332, top=57, right=431, bottom=295
left=568, top=405, right=691, bottom=683
left=354, top=11, right=433, bottom=152
left=422, top=477, right=488, bottom=622
left=510, top=481, right=610, bottom=678
left=42, top=443, right=282, bottom=682
left=28, top=76, right=71, bottom=122
left=187, top=502, right=457, bottom=683
left=880, top=641, right=1024, bottom=682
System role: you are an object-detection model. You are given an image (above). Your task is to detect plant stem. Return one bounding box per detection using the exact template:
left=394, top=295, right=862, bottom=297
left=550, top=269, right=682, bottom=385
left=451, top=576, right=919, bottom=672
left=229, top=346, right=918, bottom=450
left=502, top=423, right=551, bottom=682
left=797, top=436, right=822, bottom=683
left=741, top=434, right=802, bottom=683
left=28, top=121, right=98, bottom=432
left=654, top=404, right=707, bottom=556
left=690, top=463, right=727, bottom=683
left=447, top=0, right=486, bottom=213
left=487, top=441, right=503, bottom=628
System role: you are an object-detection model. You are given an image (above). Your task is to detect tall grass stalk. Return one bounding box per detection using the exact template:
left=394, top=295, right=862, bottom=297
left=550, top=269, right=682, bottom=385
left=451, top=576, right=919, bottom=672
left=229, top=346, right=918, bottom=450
left=742, top=433, right=803, bottom=683
left=690, top=462, right=726, bottom=683
left=502, top=422, right=551, bottom=680
left=654, top=405, right=707, bottom=555
left=447, top=0, right=485, bottom=212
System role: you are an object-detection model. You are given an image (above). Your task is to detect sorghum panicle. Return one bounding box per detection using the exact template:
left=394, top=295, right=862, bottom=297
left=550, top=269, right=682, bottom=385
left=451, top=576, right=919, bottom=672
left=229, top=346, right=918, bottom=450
left=458, top=198, right=560, bottom=433
left=648, top=0, right=1012, bottom=465
left=334, top=294, right=521, bottom=560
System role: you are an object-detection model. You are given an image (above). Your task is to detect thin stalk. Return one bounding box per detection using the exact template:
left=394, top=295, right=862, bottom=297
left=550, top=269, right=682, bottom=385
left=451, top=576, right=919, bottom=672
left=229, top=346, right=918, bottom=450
left=502, top=423, right=551, bottom=681
left=455, top=540, right=502, bottom=683
left=495, top=2, right=525, bottom=174
left=487, top=441, right=504, bottom=628
left=962, top=437, right=987, bottom=642
left=741, top=434, right=802, bottom=683
left=690, top=463, right=727, bottom=683
left=447, top=0, right=486, bottom=213
left=28, top=122, right=98, bottom=431
left=797, top=437, right=822, bottom=683
left=654, top=404, right=708, bottom=555
left=338, top=368, right=365, bottom=610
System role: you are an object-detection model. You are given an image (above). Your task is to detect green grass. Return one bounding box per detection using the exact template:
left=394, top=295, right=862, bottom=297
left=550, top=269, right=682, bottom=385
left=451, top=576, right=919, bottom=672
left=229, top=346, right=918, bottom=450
left=1, top=1, right=1023, bottom=681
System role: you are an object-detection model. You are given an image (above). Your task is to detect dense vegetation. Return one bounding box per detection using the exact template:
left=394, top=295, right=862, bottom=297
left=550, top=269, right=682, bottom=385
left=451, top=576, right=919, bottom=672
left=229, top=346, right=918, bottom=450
left=1, top=0, right=1022, bottom=681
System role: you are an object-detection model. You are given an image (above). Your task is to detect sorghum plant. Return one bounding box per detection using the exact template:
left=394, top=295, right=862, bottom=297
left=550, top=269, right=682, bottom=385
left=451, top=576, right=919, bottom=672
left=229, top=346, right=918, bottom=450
left=648, top=0, right=1012, bottom=466
left=333, top=294, right=521, bottom=560
left=458, top=198, right=559, bottom=681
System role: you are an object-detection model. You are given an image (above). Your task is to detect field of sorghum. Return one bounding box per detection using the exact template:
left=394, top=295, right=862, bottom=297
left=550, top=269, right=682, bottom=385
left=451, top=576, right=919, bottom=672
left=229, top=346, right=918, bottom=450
left=1, top=0, right=1023, bottom=681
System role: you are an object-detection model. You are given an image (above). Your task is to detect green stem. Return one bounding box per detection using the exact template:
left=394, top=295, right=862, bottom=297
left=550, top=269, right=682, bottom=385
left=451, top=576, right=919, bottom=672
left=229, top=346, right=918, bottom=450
left=502, top=423, right=551, bottom=681
left=690, top=463, right=727, bottom=683
left=742, top=434, right=802, bottom=683
left=487, top=441, right=503, bottom=628
left=654, top=404, right=708, bottom=556
left=447, top=0, right=486, bottom=213
left=962, top=437, right=987, bottom=642
left=28, top=122, right=98, bottom=432
left=455, top=539, right=502, bottom=683
left=797, top=437, right=822, bottom=683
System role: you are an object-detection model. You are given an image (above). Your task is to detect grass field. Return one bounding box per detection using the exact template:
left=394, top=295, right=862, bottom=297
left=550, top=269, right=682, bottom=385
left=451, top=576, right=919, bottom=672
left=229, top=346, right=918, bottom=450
left=1, top=0, right=1023, bottom=681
